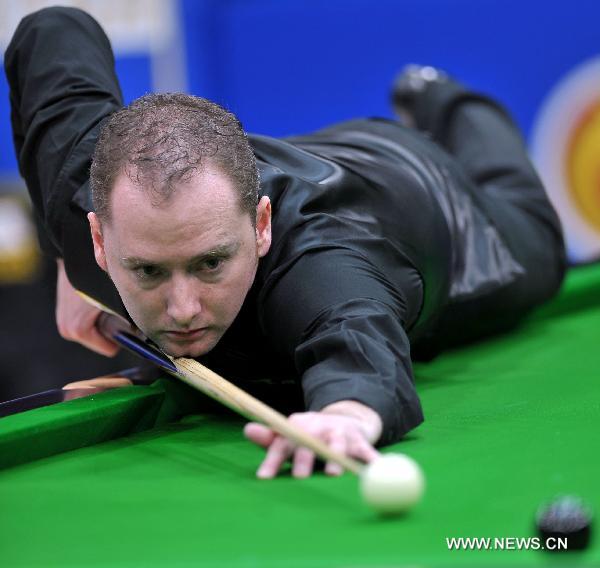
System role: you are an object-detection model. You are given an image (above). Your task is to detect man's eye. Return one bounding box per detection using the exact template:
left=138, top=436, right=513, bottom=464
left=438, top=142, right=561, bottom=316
left=136, top=265, right=162, bottom=279
left=203, top=257, right=223, bottom=271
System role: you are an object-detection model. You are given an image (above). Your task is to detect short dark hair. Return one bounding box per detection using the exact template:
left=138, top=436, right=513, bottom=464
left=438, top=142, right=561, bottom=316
left=90, top=93, right=259, bottom=222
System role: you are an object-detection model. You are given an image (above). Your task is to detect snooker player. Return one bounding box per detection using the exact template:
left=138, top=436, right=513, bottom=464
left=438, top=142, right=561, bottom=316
left=5, top=7, right=566, bottom=478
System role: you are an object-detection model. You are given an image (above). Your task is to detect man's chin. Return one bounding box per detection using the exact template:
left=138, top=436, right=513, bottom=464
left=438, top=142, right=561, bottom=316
left=153, top=332, right=220, bottom=359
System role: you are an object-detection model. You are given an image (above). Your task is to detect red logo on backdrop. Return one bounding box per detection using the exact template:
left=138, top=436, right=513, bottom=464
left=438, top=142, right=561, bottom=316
left=532, top=57, right=600, bottom=263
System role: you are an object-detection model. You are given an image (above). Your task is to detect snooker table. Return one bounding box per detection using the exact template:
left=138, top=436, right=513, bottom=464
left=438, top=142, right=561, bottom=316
left=1, top=263, right=599, bottom=567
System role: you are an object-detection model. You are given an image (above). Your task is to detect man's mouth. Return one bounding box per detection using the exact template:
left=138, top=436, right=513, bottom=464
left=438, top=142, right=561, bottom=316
left=163, top=328, right=208, bottom=342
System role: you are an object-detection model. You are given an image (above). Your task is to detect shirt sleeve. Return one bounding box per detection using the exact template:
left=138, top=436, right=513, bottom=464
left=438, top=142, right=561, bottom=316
left=4, top=7, right=126, bottom=313
left=259, top=247, right=425, bottom=445
left=4, top=7, right=122, bottom=256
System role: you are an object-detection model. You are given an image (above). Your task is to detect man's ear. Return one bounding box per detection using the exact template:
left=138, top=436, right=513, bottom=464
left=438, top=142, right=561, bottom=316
left=255, top=196, right=272, bottom=258
left=88, top=212, right=108, bottom=272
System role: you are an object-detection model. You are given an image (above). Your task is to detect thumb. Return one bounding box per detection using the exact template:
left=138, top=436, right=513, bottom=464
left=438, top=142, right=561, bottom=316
left=86, top=325, right=121, bottom=357
left=244, top=422, right=277, bottom=448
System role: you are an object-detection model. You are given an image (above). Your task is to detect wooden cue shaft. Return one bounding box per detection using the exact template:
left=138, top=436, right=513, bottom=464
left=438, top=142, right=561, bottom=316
left=172, top=357, right=364, bottom=476
left=87, top=300, right=365, bottom=476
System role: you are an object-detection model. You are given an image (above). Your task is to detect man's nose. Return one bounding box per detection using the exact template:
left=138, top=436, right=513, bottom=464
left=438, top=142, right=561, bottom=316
left=165, top=274, right=202, bottom=327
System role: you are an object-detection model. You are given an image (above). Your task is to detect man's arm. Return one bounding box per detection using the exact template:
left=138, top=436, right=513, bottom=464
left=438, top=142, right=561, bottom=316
left=247, top=247, right=424, bottom=476
left=6, top=7, right=127, bottom=334
left=5, top=7, right=123, bottom=253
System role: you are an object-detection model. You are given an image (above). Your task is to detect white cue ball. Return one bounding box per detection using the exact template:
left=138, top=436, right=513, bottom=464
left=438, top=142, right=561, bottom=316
left=360, top=453, right=425, bottom=515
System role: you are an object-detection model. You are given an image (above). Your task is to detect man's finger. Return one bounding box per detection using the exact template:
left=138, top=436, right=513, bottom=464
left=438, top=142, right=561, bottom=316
left=256, top=436, right=293, bottom=479
left=347, top=430, right=381, bottom=464
left=243, top=422, right=277, bottom=448
left=85, top=327, right=120, bottom=356
left=63, top=377, right=133, bottom=390
left=292, top=446, right=316, bottom=478
left=354, top=441, right=381, bottom=464
left=324, top=434, right=347, bottom=476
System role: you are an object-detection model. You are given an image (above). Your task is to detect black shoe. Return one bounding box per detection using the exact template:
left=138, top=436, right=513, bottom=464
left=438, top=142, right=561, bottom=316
left=391, top=64, right=449, bottom=129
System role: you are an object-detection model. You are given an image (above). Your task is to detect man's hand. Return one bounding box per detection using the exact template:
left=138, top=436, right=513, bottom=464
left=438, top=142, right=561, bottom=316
left=244, top=400, right=382, bottom=478
left=55, top=258, right=119, bottom=356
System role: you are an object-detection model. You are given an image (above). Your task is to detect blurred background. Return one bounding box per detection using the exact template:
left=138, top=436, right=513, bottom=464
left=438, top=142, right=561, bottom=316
left=0, top=0, right=598, bottom=401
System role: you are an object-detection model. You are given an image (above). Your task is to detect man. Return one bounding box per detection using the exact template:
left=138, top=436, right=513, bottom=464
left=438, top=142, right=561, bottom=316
left=5, top=7, right=566, bottom=478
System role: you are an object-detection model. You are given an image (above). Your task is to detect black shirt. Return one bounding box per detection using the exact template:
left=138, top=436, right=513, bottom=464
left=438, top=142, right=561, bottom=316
left=192, top=119, right=524, bottom=444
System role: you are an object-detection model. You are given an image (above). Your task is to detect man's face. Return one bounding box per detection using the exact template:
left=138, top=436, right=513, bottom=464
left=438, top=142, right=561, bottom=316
left=89, top=167, right=271, bottom=358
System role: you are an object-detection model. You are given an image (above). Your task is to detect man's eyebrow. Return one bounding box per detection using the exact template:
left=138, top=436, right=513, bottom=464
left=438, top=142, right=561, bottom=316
left=121, top=242, right=241, bottom=266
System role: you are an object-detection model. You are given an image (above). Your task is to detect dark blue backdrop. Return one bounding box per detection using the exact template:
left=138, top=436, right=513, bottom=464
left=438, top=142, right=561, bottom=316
left=179, top=0, right=600, bottom=138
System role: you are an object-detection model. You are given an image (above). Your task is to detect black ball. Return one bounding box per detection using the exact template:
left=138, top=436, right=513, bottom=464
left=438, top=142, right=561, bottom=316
left=536, top=496, right=593, bottom=552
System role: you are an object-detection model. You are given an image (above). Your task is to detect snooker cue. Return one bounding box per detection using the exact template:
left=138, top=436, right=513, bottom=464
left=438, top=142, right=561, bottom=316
left=171, top=357, right=364, bottom=475
left=89, top=302, right=364, bottom=475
